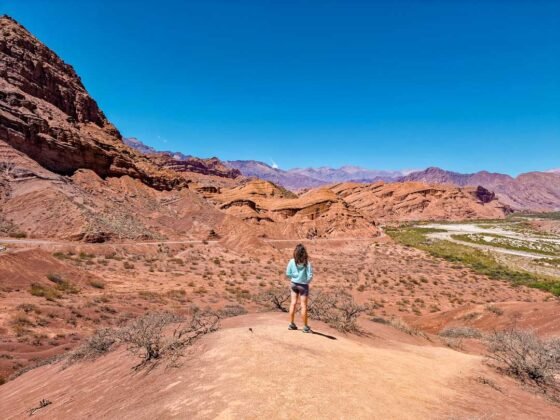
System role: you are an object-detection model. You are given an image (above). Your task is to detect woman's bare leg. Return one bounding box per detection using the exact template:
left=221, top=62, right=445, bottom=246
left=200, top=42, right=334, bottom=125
left=289, top=291, right=299, bottom=324
left=300, top=295, right=308, bottom=327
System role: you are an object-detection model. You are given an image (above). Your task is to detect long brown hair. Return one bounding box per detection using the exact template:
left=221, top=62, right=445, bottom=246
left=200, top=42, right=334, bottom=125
left=294, top=243, right=309, bottom=266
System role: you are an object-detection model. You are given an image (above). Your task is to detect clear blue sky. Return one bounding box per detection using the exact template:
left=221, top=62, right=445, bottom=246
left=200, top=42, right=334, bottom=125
left=4, top=0, right=559, bottom=174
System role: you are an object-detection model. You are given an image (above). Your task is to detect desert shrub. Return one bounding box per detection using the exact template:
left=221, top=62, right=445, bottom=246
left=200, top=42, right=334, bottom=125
left=11, top=313, right=33, bottom=336
left=16, top=303, right=40, bottom=314
left=486, top=329, right=560, bottom=388
left=166, top=289, right=186, bottom=301
left=8, top=231, right=27, bottom=238
left=28, top=399, right=52, bottom=416
left=117, top=313, right=178, bottom=362
left=439, top=326, right=483, bottom=339
left=56, top=280, right=79, bottom=294
left=461, top=312, right=481, bottom=321
left=138, top=290, right=164, bottom=302
left=45, top=274, right=78, bottom=294
left=254, top=287, right=290, bottom=312
left=309, top=292, right=369, bottom=333
left=165, top=309, right=221, bottom=364
left=485, top=304, right=504, bottom=316
left=442, top=336, right=465, bottom=351
left=66, top=328, right=117, bottom=364
left=118, top=310, right=220, bottom=366
left=370, top=316, right=427, bottom=338
left=89, top=279, right=105, bottom=289
left=218, top=304, right=247, bottom=318
left=476, top=376, right=501, bottom=391
left=11, top=312, right=33, bottom=327
left=123, top=261, right=135, bottom=270
left=30, top=283, right=61, bottom=301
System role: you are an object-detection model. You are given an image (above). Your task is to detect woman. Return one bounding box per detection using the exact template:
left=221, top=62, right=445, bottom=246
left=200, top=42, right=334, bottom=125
left=286, top=243, right=313, bottom=333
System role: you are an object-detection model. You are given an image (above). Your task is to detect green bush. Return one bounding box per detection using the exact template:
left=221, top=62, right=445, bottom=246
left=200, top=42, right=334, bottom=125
left=386, top=227, right=560, bottom=296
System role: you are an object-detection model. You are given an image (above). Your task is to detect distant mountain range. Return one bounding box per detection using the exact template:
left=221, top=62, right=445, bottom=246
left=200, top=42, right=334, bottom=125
left=123, top=140, right=559, bottom=212
left=223, top=160, right=325, bottom=189
left=225, top=162, right=560, bottom=211
left=289, top=166, right=407, bottom=183
left=225, top=161, right=407, bottom=190
left=401, top=167, right=560, bottom=211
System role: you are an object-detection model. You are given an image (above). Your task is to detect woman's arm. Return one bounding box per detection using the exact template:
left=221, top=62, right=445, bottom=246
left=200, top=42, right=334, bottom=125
left=286, top=260, right=297, bottom=280
left=307, top=263, right=313, bottom=283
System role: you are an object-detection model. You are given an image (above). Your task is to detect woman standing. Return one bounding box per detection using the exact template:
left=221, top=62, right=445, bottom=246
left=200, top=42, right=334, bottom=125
left=286, top=244, right=313, bottom=333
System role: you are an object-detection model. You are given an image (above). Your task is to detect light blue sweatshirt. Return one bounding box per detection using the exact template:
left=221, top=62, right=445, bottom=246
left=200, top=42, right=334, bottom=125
left=286, top=258, right=313, bottom=285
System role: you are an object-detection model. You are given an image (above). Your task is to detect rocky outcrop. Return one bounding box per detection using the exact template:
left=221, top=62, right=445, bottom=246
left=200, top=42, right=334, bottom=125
left=0, top=15, right=186, bottom=190
left=329, top=181, right=510, bottom=222
left=207, top=179, right=379, bottom=238
left=146, top=154, right=241, bottom=179
left=472, top=185, right=495, bottom=204
left=124, top=137, right=241, bottom=179
left=0, top=137, right=254, bottom=241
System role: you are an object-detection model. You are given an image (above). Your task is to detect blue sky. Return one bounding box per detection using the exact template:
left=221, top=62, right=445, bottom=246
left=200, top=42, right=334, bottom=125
left=3, top=0, right=559, bottom=174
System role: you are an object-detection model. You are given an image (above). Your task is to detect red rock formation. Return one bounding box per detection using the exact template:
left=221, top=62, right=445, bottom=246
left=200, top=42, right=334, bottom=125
left=0, top=15, right=186, bottom=190
left=329, top=181, right=510, bottom=222
left=124, top=137, right=242, bottom=179
left=208, top=179, right=379, bottom=238
left=147, top=154, right=241, bottom=179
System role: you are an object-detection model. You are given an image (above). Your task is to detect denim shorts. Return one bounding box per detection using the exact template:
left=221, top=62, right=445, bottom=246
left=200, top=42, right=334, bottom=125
left=290, top=282, right=309, bottom=297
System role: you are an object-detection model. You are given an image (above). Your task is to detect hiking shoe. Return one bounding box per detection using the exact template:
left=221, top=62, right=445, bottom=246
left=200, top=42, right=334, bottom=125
left=302, top=325, right=312, bottom=334
left=288, top=323, right=298, bottom=330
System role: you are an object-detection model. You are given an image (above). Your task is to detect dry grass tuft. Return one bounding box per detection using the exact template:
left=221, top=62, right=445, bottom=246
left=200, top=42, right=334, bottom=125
left=486, top=328, right=560, bottom=393
left=440, top=326, right=483, bottom=339
left=309, top=292, right=370, bottom=333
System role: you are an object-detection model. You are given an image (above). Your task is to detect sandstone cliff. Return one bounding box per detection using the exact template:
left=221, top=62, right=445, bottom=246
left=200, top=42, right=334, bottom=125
left=0, top=15, right=186, bottom=190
